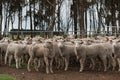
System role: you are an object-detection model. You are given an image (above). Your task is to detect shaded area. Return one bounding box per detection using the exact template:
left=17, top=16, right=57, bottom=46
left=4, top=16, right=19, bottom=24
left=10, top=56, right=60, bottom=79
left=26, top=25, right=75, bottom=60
left=0, top=65, right=120, bottom=80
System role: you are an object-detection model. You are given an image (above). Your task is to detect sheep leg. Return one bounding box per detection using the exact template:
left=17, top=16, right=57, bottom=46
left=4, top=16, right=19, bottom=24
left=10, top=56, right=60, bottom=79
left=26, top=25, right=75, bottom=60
left=5, top=51, right=8, bottom=64
left=34, top=58, right=39, bottom=72
left=54, top=58, right=58, bottom=69
left=0, top=53, right=2, bottom=64
left=61, top=57, right=65, bottom=69
left=37, top=59, right=41, bottom=69
left=56, top=58, right=60, bottom=69
left=64, top=57, right=69, bottom=71
left=107, top=55, right=115, bottom=70
left=50, top=58, right=54, bottom=73
left=101, top=57, right=107, bottom=72
left=8, top=55, right=13, bottom=66
left=25, top=55, right=29, bottom=63
left=21, top=56, right=24, bottom=63
left=18, top=57, right=22, bottom=68
left=44, top=57, right=49, bottom=74
left=111, top=57, right=116, bottom=71
left=117, top=58, right=120, bottom=71
left=15, top=58, right=19, bottom=69
left=107, top=57, right=111, bottom=70
left=27, top=57, right=33, bottom=72
left=91, top=58, right=95, bottom=70
left=15, top=55, right=20, bottom=69
left=41, top=59, right=45, bottom=68
left=79, top=58, right=85, bottom=72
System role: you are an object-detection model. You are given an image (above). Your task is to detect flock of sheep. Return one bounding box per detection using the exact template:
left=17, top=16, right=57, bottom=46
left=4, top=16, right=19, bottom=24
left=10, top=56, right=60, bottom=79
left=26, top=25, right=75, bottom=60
left=1, top=35, right=120, bottom=74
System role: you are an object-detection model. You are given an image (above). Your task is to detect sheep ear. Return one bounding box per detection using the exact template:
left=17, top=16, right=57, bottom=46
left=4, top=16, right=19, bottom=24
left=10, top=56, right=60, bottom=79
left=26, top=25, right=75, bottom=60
left=113, top=37, right=117, bottom=40
left=81, top=41, right=84, bottom=44
left=15, top=41, right=18, bottom=44
left=105, top=36, right=109, bottom=42
left=71, top=41, right=74, bottom=44
left=55, top=39, right=57, bottom=42
left=7, top=40, right=10, bottom=43
left=94, top=36, right=97, bottom=40
left=109, top=40, right=113, bottom=44
left=80, top=40, right=84, bottom=44
left=117, top=40, right=120, bottom=42
left=62, top=39, right=65, bottom=42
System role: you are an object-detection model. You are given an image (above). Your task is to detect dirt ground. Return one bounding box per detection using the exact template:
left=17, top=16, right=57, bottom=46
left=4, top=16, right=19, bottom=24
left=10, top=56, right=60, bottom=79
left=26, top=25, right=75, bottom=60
left=0, top=65, right=120, bottom=80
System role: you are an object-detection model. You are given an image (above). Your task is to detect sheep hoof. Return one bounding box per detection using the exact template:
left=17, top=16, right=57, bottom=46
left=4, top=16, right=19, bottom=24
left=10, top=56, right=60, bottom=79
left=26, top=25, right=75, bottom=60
left=64, top=68, right=67, bottom=71
left=89, top=64, right=92, bottom=69
left=98, top=68, right=101, bottom=71
left=16, top=67, right=19, bottom=69
left=104, top=69, right=107, bottom=72
left=46, top=72, right=49, bottom=74
left=50, top=70, right=54, bottom=74
left=46, top=71, right=49, bottom=74
left=35, top=69, right=39, bottom=72
left=28, top=69, right=31, bottom=72
left=112, top=67, right=115, bottom=71
left=92, top=68, right=94, bottom=71
left=50, top=71, right=54, bottom=74
left=79, top=70, right=83, bottom=72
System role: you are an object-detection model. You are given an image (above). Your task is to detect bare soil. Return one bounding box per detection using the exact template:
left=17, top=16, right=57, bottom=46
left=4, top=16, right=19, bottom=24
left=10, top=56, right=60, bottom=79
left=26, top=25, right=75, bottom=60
left=0, top=65, right=120, bottom=80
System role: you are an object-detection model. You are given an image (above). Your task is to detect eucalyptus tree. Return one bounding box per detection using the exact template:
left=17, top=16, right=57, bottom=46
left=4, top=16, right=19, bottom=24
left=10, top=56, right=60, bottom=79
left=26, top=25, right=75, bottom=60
left=0, top=0, right=2, bottom=37
left=104, top=0, right=120, bottom=36
left=70, top=0, right=98, bottom=37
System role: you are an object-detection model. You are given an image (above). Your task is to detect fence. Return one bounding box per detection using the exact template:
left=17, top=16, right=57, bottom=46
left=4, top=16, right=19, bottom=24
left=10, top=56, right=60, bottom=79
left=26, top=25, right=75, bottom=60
left=0, top=30, right=120, bottom=39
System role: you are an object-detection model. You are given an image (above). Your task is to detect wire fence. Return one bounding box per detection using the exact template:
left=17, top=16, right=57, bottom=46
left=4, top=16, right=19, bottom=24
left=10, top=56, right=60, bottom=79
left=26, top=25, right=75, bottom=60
left=0, top=30, right=120, bottom=39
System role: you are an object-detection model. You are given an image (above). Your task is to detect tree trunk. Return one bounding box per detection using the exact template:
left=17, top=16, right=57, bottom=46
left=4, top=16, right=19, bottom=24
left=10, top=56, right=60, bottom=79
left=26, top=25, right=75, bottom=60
left=106, top=15, right=110, bottom=36
left=33, top=0, right=36, bottom=37
left=79, top=0, right=85, bottom=38
left=17, top=7, right=21, bottom=39
left=111, top=0, right=116, bottom=36
left=85, top=9, right=87, bottom=37
left=3, top=3, right=8, bottom=37
left=29, top=2, right=33, bottom=38
left=0, top=2, right=2, bottom=38
left=92, top=5, right=96, bottom=36
left=97, top=3, right=101, bottom=35
left=89, top=9, right=92, bottom=37
left=73, top=0, right=77, bottom=38
left=11, top=15, right=15, bottom=39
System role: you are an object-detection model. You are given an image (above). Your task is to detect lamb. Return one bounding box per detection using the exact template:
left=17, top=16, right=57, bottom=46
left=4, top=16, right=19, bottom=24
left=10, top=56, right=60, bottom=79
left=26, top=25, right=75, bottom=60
left=57, top=40, right=75, bottom=71
left=84, top=39, right=116, bottom=71
left=113, top=42, right=120, bottom=71
left=0, top=38, right=12, bottom=64
left=27, top=41, right=55, bottom=74
left=0, top=43, right=9, bottom=64
left=4, top=41, right=29, bottom=69
left=74, top=42, right=111, bottom=72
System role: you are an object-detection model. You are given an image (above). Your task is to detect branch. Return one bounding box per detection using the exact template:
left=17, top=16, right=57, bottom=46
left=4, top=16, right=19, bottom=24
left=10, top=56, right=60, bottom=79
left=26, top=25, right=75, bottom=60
left=47, top=0, right=56, bottom=7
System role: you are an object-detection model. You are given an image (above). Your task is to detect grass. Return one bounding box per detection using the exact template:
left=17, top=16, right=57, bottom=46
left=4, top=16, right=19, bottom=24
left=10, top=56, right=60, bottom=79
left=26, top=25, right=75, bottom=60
left=10, top=63, right=28, bottom=68
left=10, top=63, right=34, bottom=69
left=0, top=74, right=16, bottom=80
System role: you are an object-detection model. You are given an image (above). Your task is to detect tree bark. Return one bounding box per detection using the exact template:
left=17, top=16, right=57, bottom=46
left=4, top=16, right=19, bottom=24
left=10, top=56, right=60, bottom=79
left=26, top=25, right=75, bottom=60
left=79, top=0, right=85, bottom=38
left=73, top=0, right=77, bottom=38
left=0, top=2, right=2, bottom=38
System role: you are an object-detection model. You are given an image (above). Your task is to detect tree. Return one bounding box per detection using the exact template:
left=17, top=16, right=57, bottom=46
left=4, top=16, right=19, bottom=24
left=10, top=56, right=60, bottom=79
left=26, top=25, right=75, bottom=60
left=0, top=0, right=2, bottom=38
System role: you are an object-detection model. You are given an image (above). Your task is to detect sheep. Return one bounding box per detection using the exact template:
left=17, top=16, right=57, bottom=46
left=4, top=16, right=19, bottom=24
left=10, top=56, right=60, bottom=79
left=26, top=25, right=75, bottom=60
left=83, top=39, right=116, bottom=71
left=0, top=43, right=9, bottom=64
left=74, top=42, right=111, bottom=72
left=27, top=41, right=55, bottom=74
left=52, top=39, right=64, bottom=69
left=0, top=38, right=12, bottom=64
left=113, top=42, right=120, bottom=71
left=57, top=40, right=75, bottom=71
left=4, top=41, right=29, bottom=69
